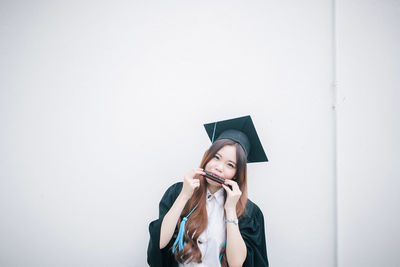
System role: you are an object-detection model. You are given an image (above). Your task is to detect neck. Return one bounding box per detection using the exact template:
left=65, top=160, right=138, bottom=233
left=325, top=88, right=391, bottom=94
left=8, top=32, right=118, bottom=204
left=207, top=183, right=222, bottom=194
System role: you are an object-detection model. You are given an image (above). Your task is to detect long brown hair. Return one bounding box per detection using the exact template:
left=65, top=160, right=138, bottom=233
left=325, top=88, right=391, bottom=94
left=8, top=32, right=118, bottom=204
left=174, top=139, right=248, bottom=265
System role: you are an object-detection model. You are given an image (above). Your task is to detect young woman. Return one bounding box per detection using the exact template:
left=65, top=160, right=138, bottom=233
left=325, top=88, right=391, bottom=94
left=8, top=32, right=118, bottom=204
left=147, top=116, right=269, bottom=267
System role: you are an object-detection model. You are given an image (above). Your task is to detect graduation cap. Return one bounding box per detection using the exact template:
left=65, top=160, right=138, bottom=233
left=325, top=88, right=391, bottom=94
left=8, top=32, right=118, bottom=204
left=204, top=115, right=268, bottom=163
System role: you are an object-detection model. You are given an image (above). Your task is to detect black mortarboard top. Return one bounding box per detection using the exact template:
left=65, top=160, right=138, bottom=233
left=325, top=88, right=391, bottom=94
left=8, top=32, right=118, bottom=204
left=203, top=115, right=268, bottom=163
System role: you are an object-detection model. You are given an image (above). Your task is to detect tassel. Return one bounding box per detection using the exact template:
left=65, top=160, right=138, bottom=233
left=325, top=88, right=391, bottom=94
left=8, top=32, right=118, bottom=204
left=219, top=239, right=226, bottom=261
left=172, top=217, right=187, bottom=253
left=172, top=205, right=198, bottom=254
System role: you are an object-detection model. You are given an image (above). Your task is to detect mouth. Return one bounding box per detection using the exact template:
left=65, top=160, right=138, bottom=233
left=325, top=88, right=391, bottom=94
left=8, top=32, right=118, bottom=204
left=202, top=170, right=225, bottom=184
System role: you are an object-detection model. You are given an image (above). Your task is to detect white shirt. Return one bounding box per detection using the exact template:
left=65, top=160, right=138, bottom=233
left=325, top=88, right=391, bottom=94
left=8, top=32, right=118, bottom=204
left=179, top=188, right=226, bottom=267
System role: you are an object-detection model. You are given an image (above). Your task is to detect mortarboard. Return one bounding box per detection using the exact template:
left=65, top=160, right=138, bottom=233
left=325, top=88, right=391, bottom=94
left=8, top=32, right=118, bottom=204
left=203, top=115, right=268, bottom=163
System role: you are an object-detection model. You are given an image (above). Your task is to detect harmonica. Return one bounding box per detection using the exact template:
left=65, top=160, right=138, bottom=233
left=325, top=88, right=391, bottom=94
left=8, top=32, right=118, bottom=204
left=202, top=171, right=225, bottom=184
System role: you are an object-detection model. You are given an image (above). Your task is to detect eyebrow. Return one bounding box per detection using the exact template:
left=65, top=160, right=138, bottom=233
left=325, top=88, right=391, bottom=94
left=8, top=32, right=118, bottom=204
left=216, top=153, right=237, bottom=165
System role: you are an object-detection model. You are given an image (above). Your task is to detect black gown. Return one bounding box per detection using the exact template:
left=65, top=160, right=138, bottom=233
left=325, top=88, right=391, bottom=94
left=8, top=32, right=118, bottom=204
left=147, top=182, right=269, bottom=267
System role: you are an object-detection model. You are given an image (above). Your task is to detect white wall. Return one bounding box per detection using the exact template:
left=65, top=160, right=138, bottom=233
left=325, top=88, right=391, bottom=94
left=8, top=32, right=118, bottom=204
left=336, top=0, right=400, bottom=266
left=0, top=0, right=398, bottom=266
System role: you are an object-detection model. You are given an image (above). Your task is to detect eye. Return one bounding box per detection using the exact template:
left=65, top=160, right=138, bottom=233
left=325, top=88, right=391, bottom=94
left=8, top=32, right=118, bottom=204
left=214, top=155, right=220, bottom=160
left=228, top=163, right=236, bottom=168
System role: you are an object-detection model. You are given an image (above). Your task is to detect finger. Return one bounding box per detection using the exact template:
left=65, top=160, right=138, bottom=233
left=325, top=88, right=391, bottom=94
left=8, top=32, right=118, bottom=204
left=191, top=171, right=202, bottom=180
left=221, top=184, right=232, bottom=193
left=231, top=181, right=240, bottom=191
left=195, top=169, right=206, bottom=175
left=224, top=180, right=239, bottom=193
left=224, top=179, right=238, bottom=190
left=193, top=173, right=204, bottom=179
left=186, top=170, right=196, bottom=180
left=224, top=179, right=236, bottom=185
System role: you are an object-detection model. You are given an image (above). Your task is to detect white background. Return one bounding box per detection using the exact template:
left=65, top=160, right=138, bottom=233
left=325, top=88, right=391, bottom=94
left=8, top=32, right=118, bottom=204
left=0, top=0, right=399, bottom=266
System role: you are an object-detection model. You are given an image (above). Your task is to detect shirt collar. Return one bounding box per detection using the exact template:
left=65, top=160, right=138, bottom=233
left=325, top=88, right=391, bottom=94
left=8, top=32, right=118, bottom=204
left=206, top=188, right=225, bottom=205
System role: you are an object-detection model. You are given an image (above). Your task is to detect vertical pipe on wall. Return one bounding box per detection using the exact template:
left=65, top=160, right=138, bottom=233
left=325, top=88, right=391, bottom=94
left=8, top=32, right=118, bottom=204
left=331, top=0, right=338, bottom=266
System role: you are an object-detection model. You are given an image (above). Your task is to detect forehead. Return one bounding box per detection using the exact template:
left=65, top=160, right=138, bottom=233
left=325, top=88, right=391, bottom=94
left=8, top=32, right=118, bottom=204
left=216, top=145, right=237, bottom=161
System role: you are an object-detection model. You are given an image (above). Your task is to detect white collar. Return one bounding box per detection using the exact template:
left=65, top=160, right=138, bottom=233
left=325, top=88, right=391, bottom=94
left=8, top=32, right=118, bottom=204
left=206, top=187, right=225, bottom=205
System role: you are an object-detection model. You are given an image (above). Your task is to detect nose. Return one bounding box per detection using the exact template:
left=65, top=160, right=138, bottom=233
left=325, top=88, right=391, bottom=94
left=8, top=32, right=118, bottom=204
left=214, top=162, right=224, bottom=174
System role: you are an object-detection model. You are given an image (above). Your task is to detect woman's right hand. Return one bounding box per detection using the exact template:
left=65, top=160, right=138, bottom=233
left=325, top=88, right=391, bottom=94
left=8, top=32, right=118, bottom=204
left=180, top=168, right=205, bottom=200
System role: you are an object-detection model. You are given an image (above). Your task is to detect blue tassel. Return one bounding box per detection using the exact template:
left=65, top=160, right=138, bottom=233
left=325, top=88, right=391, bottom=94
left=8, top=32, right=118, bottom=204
left=172, top=205, right=198, bottom=254
left=172, top=217, right=187, bottom=253
left=219, top=239, right=226, bottom=261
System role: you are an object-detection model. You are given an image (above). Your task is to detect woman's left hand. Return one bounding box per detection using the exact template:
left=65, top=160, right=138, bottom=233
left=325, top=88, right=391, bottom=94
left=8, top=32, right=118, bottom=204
left=222, top=179, right=242, bottom=211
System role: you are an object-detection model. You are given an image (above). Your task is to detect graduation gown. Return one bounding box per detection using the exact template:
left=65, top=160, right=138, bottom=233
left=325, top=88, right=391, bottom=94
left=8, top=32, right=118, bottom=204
left=147, top=182, right=269, bottom=267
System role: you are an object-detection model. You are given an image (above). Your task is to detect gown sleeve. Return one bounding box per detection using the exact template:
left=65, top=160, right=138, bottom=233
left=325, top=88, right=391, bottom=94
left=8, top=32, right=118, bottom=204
left=147, top=182, right=183, bottom=267
left=239, top=200, right=269, bottom=267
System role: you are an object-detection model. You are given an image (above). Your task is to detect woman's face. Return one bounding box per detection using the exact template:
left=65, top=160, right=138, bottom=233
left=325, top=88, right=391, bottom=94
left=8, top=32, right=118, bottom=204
left=205, top=144, right=237, bottom=186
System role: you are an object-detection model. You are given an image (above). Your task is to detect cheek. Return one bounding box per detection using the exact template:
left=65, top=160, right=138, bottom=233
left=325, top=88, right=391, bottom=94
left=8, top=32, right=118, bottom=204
left=205, top=160, right=214, bottom=170
left=225, top=169, right=237, bottom=180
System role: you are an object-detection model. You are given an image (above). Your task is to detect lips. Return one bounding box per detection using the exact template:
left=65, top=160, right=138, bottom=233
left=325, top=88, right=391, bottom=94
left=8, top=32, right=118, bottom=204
left=203, top=170, right=225, bottom=184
